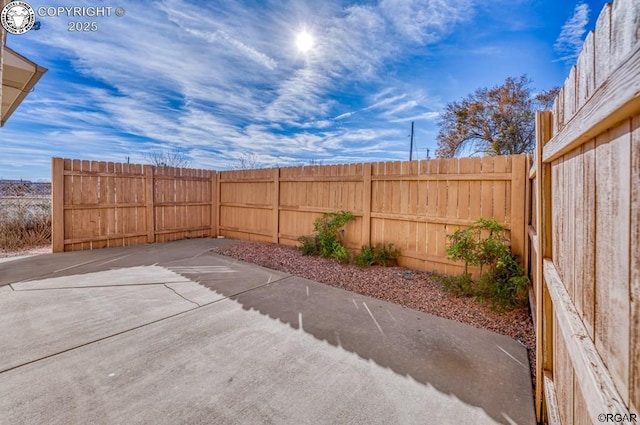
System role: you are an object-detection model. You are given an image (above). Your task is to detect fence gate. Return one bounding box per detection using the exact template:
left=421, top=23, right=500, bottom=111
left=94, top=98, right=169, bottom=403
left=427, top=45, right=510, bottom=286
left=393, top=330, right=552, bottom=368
left=51, top=159, right=217, bottom=252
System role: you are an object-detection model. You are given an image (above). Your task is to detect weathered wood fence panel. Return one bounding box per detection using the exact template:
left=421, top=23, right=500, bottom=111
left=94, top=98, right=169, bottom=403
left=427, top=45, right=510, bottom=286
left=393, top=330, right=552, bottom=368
left=51, top=158, right=215, bottom=252
left=216, top=167, right=276, bottom=243
left=530, top=0, right=640, bottom=422
left=153, top=166, right=214, bottom=243
left=53, top=155, right=528, bottom=268
left=216, top=155, right=528, bottom=275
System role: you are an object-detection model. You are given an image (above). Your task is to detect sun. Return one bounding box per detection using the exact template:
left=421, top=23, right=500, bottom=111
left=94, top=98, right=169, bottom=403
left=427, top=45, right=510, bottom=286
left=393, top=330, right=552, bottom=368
left=296, top=31, right=314, bottom=52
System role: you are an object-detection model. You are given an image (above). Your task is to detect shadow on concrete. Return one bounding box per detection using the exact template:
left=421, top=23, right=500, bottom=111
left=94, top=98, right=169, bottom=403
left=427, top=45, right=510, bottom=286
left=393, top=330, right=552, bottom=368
left=0, top=239, right=534, bottom=425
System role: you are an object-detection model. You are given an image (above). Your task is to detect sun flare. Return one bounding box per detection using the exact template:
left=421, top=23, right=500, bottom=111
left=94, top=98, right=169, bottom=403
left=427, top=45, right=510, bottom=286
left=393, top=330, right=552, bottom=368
left=296, top=31, right=314, bottom=52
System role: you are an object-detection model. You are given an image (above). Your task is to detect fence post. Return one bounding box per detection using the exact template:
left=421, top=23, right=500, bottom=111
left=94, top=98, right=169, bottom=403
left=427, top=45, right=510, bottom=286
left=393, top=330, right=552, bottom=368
left=51, top=157, right=65, bottom=253
left=216, top=172, right=222, bottom=237
left=362, top=162, right=372, bottom=247
left=211, top=171, right=217, bottom=237
left=535, top=110, right=554, bottom=422
left=523, top=154, right=531, bottom=277
left=144, top=165, right=155, bottom=244
left=510, top=155, right=527, bottom=260
left=273, top=167, right=280, bottom=244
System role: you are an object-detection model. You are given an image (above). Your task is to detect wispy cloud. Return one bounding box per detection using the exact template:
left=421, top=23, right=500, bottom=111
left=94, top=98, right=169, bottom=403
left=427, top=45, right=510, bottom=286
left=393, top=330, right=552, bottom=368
left=2, top=0, right=558, bottom=180
left=185, top=29, right=278, bottom=70
left=554, top=2, right=589, bottom=64
left=380, top=0, right=474, bottom=43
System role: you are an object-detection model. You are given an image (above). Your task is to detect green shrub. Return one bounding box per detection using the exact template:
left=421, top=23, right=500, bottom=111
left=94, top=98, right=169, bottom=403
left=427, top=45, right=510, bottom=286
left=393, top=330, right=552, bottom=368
left=432, top=271, right=474, bottom=297
left=298, top=235, right=319, bottom=256
left=478, top=253, right=529, bottom=309
left=372, top=243, right=400, bottom=266
left=354, top=243, right=401, bottom=267
left=354, top=245, right=375, bottom=266
left=330, top=241, right=350, bottom=262
left=443, top=217, right=529, bottom=310
left=298, top=211, right=355, bottom=261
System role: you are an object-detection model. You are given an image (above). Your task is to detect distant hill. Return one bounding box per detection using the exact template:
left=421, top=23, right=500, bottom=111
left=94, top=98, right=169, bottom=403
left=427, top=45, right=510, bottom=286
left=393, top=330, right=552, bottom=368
left=0, top=180, right=51, bottom=197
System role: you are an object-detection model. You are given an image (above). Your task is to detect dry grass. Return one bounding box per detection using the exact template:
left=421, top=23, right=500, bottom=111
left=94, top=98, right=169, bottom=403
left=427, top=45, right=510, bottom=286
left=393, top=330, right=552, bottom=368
left=0, top=197, right=52, bottom=252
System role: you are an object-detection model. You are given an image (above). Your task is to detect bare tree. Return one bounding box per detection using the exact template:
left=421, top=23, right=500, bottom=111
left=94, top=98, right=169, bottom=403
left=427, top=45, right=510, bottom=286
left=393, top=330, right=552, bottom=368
left=144, top=150, right=192, bottom=168
left=305, top=159, right=324, bottom=166
left=229, top=152, right=262, bottom=170
left=436, top=75, right=560, bottom=158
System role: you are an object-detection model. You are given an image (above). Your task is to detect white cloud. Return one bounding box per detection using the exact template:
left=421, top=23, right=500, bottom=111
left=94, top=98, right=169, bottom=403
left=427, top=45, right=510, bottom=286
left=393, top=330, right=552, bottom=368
left=184, top=29, right=278, bottom=70
left=1, top=0, right=477, bottom=179
left=389, top=112, right=441, bottom=123
left=554, top=3, right=590, bottom=65
left=380, top=0, right=474, bottom=43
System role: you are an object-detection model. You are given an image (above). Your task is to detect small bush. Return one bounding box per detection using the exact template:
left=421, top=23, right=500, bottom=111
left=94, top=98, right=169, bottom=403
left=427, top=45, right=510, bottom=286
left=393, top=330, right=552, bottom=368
left=432, top=271, right=474, bottom=297
left=330, top=241, right=350, bottom=262
left=354, top=245, right=375, bottom=266
left=299, top=211, right=402, bottom=267
left=372, top=243, right=400, bottom=266
left=354, top=243, right=401, bottom=267
left=298, top=211, right=355, bottom=261
left=443, top=217, right=529, bottom=310
left=298, top=235, right=319, bottom=256
left=478, top=253, right=529, bottom=309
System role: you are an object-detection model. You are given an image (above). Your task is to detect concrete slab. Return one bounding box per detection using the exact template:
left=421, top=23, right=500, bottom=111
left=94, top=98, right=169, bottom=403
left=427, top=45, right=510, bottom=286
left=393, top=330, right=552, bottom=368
left=0, top=296, right=505, bottom=425
left=231, top=275, right=534, bottom=424
left=0, top=254, right=33, bottom=264
left=11, top=265, right=189, bottom=290
left=0, top=238, right=238, bottom=285
left=166, top=281, right=226, bottom=306
left=0, top=239, right=536, bottom=425
left=0, top=269, right=198, bottom=372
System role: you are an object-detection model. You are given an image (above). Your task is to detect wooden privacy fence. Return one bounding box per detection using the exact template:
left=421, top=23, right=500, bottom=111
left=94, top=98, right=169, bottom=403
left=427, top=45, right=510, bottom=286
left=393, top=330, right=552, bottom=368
left=217, top=155, right=529, bottom=275
left=51, top=158, right=216, bottom=252
left=530, top=0, right=639, bottom=423
left=52, top=155, right=529, bottom=276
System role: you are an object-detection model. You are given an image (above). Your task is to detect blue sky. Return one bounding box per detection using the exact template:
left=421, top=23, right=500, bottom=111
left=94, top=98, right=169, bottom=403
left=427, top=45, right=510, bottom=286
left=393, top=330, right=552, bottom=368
left=1, top=0, right=607, bottom=181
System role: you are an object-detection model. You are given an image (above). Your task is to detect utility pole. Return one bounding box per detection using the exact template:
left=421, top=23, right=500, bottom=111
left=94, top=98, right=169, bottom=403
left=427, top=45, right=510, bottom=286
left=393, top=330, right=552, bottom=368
left=409, top=121, right=415, bottom=161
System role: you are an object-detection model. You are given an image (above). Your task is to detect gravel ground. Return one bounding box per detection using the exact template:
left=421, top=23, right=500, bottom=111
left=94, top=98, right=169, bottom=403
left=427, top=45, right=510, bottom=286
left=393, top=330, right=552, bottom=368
left=212, top=241, right=536, bottom=391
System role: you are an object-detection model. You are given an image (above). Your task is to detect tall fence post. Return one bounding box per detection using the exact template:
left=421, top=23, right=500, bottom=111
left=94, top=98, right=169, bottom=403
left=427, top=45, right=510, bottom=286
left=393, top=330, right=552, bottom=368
left=144, top=165, right=155, bottom=244
left=535, top=110, right=554, bottom=422
left=51, top=157, right=65, bottom=253
left=273, top=167, right=280, bottom=244
left=523, top=155, right=531, bottom=277
left=362, top=162, right=372, bottom=247
left=211, top=171, right=217, bottom=237
left=510, top=154, right=527, bottom=260
left=216, top=172, right=221, bottom=237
